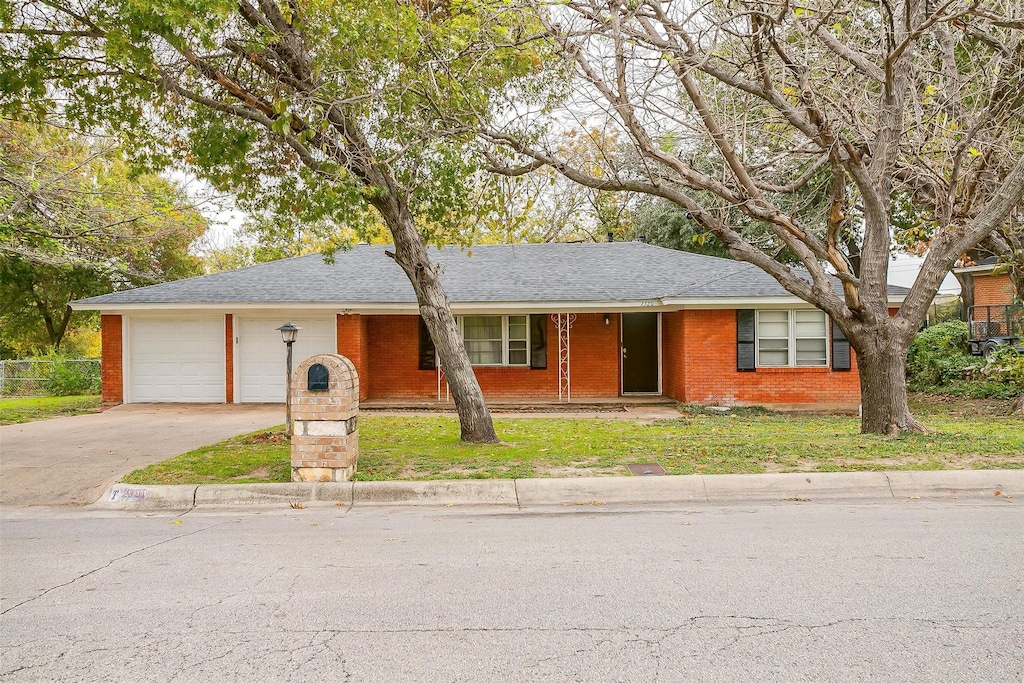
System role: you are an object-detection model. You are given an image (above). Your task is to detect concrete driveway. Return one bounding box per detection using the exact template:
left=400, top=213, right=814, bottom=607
left=0, top=404, right=282, bottom=507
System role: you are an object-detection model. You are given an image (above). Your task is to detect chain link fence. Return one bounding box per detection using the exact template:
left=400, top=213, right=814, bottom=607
left=0, top=359, right=101, bottom=398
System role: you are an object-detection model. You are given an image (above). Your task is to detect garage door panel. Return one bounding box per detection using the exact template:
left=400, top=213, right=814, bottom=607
left=129, top=317, right=225, bottom=403
left=238, top=317, right=335, bottom=403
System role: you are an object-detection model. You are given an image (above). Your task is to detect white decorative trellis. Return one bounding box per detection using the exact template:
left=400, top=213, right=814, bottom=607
left=551, top=313, right=577, bottom=402
left=437, top=365, right=450, bottom=402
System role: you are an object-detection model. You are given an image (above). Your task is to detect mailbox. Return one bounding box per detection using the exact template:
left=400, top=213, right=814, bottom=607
left=290, top=353, right=359, bottom=483
left=307, top=363, right=330, bottom=391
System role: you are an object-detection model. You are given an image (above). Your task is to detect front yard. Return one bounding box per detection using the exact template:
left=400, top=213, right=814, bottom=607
left=0, top=395, right=102, bottom=425
left=122, top=397, right=1024, bottom=485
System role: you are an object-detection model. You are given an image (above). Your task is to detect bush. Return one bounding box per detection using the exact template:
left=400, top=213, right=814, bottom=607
left=906, top=321, right=980, bottom=390
left=907, top=321, right=1024, bottom=398
left=46, top=357, right=101, bottom=396
left=979, top=345, right=1024, bottom=394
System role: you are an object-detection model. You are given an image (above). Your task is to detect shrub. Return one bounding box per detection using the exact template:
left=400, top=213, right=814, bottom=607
left=46, top=356, right=101, bottom=396
left=979, top=345, right=1024, bottom=394
left=906, top=321, right=980, bottom=390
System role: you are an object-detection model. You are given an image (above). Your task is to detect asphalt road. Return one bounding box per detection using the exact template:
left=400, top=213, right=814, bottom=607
left=2, top=500, right=1022, bottom=682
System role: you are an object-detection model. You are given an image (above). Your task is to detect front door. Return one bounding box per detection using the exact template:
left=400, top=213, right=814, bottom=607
left=621, top=312, right=660, bottom=393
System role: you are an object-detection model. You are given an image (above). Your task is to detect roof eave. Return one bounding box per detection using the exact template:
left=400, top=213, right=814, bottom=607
left=952, top=263, right=997, bottom=275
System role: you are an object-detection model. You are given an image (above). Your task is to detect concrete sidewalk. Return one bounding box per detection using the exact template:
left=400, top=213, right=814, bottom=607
left=92, top=469, right=1023, bottom=512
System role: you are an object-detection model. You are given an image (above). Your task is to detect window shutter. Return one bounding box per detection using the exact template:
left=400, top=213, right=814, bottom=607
left=418, top=316, right=436, bottom=370
left=530, top=314, right=547, bottom=369
left=737, top=309, right=756, bottom=371
left=831, top=319, right=851, bottom=371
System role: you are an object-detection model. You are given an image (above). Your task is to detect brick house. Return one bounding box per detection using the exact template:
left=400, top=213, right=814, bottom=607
left=953, top=257, right=1020, bottom=339
left=73, top=242, right=908, bottom=409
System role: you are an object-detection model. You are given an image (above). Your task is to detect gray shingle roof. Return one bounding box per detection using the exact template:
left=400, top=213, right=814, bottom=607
left=73, top=242, right=909, bottom=307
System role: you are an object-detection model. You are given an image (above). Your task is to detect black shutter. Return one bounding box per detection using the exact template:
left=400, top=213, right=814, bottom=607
left=832, top=319, right=851, bottom=371
left=418, top=316, right=436, bottom=370
left=530, top=314, right=547, bottom=369
left=737, top=309, right=756, bottom=371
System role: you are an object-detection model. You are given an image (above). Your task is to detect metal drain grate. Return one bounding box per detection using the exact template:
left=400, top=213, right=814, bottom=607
left=626, top=463, right=667, bottom=476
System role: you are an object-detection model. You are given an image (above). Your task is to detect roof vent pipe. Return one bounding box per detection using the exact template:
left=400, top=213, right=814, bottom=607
left=638, top=234, right=647, bottom=243
left=607, top=232, right=614, bottom=243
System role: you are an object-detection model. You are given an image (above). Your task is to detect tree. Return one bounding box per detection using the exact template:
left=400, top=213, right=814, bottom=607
left=481, top=0, right=1024, bottom=434
left=2, top=1, right=543, bottom=442
left=1, top=121, right=206, bottom=354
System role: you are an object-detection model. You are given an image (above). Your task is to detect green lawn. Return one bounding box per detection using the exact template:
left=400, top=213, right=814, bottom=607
left=0, top=395, right=101, bottom=425
left=121, top=400, right=1024, bottom=485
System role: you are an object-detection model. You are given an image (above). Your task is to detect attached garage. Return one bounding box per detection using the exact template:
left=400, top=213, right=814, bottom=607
left=127, top=316, right=225, bottom=403
left=236, top=316, right=337, bottom=403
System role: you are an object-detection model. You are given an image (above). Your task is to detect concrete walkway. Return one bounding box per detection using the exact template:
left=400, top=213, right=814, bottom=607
left=0, top=404, right=282, bottom=507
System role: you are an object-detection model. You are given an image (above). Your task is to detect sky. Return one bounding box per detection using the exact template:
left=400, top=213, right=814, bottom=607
left=887, top=254, right=961, bottom=295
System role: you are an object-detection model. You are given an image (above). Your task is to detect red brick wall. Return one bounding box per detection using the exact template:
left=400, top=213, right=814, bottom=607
left=662, top=311, right=686, bottom=400
left=225, top=314, right=234, bottom=403
left=974, top=273, right=1015, bottom=307
left=100, top=314, right=123, bottom=404
left=355, top=310, right=859, bottom=406
left=667, top=309, right=861, bottom=407
left=364, top=313, right=621, bottom=400
left=337, top=313, right=370, bottom=401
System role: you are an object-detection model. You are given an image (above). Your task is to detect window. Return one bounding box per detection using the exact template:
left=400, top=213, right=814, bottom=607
left=461, top=315, right=529, bottom=366
left=756, top=310, right=828, bottom=367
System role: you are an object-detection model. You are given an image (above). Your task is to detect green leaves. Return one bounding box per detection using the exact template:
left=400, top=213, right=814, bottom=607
left=0, top=121, right=208, bottom=353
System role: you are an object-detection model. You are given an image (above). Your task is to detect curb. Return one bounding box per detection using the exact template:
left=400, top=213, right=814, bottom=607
left=92, top=470, right=1023, bottom=512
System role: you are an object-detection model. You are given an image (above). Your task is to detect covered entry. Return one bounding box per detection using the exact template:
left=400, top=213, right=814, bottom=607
left=621, top=312, right=660, bottom=393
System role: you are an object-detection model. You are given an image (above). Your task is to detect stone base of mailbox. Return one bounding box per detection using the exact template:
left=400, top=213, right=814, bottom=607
left=291, top=424, right=358, bottom=482
left=290, top=353, right=360, bottom=483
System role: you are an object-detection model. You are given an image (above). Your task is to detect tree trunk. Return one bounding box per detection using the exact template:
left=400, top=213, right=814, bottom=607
left=1010, top=395, right=1024, bottom=414
left=372, top=196, right=499, bottom=444
left=954, top=271, right=974, bottom=324
left=853, top=332, right=926, bottom=435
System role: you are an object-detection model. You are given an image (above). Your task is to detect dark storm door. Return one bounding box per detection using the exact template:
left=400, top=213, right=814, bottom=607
left=621, top=312, right=660, bottom=393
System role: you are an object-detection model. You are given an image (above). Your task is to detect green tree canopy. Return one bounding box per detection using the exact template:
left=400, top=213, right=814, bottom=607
left=1, top=0, right=548, bottom=441
left=1, top=121, right=207, bottom=355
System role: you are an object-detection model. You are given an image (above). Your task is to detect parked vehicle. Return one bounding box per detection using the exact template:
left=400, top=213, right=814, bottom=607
left=967, top=305, right=1024, bottom=357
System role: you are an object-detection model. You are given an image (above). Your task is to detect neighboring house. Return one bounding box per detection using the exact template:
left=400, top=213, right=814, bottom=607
left=953, top=257, right=1021, bottom=344
left=72, top=242, right=908, bottom=409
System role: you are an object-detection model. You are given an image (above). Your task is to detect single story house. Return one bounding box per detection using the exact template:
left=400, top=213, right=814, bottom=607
left=72, top=242, right=908, bottom=409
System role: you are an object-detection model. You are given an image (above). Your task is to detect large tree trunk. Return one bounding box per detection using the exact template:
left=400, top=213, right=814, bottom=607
left=851, top=327, right=926, bottom=435
left=373, top=196, right=499, bottom=444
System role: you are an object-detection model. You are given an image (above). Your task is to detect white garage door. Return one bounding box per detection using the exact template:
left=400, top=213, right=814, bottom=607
left=237, top=316, right=336, bottom=403
left=128, top=317, right=225, bottom=403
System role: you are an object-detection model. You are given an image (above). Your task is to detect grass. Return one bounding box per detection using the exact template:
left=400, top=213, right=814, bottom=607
left=0, top=395, right=101, bottom=425
left=121, top=398, right=1024, bottom=485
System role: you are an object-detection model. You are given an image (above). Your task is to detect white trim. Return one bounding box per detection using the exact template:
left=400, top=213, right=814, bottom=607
left=230, top=313, right=239, bottom=404
left=80, top=294, right=908, bottom=315
left=952, top=263, right=997, bottom=275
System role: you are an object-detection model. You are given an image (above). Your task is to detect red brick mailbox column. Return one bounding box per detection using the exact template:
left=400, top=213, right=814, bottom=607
left=290, top=353, right=359, bottom=482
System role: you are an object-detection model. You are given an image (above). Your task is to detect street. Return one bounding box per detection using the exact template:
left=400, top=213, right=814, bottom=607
left=2, top=500, right=1022, bottom=682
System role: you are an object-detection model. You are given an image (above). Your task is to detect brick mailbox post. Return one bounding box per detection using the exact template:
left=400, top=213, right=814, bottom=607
left=290, top=353, right=359, bottom=482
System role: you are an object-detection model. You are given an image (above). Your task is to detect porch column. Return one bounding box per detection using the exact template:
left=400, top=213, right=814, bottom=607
left=336, top=313, right=370, bottom=401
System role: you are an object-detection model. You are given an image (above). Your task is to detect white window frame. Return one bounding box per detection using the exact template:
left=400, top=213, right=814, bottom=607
left=458, top=315, right=530, bottom=367
left=755, top=309, right=829, bottom=368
